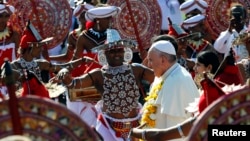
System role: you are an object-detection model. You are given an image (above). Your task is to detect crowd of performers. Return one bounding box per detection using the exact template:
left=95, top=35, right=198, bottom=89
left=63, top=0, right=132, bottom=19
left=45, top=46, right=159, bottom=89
left=0, top=0, right=249, bottom=140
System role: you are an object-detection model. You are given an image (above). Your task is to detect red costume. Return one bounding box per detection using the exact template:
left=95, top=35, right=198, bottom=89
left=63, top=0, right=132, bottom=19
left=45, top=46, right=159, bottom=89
left=198, top=64, right=242, bottom=113
left=21, top=77, right=49, bottom=98
left=17, top=22, right=50, bottom=98
left=0, top=25, right=17, bottom=67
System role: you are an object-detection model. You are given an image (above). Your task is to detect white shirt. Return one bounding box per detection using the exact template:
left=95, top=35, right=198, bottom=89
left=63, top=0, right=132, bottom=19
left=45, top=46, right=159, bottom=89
left=213, top=26, right=249, bottom=62
left=146, top=63, right=200, bottom=140
left=157, top=0, right=183, bottom=30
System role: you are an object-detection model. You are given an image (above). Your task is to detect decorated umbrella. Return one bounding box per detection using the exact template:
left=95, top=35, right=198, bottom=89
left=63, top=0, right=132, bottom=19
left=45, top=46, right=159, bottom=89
left=205, top=0, right=250, bottom=40
left=8, top=0, right=72, bottom=50
left=107, top=0, right=162, bottom=58
left=186, top=86, right=250, bottom=141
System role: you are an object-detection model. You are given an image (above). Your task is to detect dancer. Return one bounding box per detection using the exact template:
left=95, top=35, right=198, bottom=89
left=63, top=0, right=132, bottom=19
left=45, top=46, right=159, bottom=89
left=54, top=29, right=155, bottom=140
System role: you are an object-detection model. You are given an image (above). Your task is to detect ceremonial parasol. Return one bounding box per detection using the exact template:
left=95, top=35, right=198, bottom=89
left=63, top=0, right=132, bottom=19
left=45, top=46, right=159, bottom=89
left=186, top=86, right=250, bottom=141
left=205, top=0, right=250, bottom=40
left=107, top=0, right=162, bottom=53
left=8, top=0, right=72, bottom=50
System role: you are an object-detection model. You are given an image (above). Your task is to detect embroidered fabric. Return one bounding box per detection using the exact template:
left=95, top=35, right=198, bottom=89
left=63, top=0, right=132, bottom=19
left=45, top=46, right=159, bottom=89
left=88, top=28, right=107, bottom=39
left=83, top=29, right=106, bottom=46
left=102, top=64, right=140, bottom=117
left=18, top=58, right=42, bottom=82
left=102, top=63, right=130, bottom=75
left=187, top=39, right=209, bottom=58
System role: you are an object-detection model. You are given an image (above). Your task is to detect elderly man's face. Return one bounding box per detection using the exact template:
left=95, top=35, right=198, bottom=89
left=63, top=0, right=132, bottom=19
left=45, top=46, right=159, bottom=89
left=147, top=49, right=165, bottom=77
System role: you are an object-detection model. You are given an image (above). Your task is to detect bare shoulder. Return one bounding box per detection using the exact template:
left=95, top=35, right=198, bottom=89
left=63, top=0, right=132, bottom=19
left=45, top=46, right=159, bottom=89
left=10, top=59, right=20, bottom=69
left=131, top=63, right=151, bottom=72
left=131, top=63, right=154, bottom=83
left=88, top=68, right=103, bottom=80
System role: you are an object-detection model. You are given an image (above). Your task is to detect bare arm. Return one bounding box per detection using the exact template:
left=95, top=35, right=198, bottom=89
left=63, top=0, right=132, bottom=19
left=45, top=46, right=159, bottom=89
left=130, top=116, right=196, bottom=141
left=49, top=32, right=75, bottom=62
left=55, top=68, right=101, bottom=89
left=72, top=34, right=85, bottom=60
left=132, top=63, right=154, bottom=84
left=12, top=31, right=20, bottom=56
left=40, top=56, right=98, bottom=73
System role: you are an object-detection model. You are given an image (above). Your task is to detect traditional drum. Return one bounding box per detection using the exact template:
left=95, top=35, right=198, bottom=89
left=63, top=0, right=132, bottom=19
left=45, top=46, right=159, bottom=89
left=68, top=86, right=101, bottom=102
left=45, top=83, right=67, bottom=98
left=107, top=0, right=162, bottom=51
left=16, top=83, right=66, bottom=99
left=186, top=87, right=250, bottom=141
left=8, top=0, right=72, bottom=49
left=205, top=0, right=250, bottom=40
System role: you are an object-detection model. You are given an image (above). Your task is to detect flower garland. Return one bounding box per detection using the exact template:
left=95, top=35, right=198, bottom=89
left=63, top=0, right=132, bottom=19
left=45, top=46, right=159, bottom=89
left=141, top=80, right=164, bottom=128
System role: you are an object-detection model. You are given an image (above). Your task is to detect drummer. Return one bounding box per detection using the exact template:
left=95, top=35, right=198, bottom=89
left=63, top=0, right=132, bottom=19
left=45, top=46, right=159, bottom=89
left=54, top=28, right=155, bottom=141
left=8, top=20, right=95, bottom=99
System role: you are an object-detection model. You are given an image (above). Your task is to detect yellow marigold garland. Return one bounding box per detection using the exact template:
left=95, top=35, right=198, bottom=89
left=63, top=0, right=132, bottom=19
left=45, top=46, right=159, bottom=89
left=141, top=80, right=164, bottom=128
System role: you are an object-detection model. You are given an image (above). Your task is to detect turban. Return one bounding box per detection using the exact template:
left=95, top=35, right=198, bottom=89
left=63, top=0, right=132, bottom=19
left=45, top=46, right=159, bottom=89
left=85, top=6, right=121, bottom=21
left=73, top=2, right=94, bottom=18
left=180, top=0, right=208, bottom=15
left=182, top=14, right=205, bottom=30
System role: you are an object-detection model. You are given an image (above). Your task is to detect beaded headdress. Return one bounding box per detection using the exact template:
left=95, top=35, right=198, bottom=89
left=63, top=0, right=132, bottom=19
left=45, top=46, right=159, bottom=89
left=19, top=20, right=53, bottom=49
left=92, top=29, right=137, bottom=65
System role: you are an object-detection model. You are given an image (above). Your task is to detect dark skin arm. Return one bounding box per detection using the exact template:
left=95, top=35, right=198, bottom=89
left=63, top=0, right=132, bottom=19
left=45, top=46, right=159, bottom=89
left=72, top=33, right=86, bottom=60
left=49, top=31, right=75, bottom=62
left=39, top=56, right=98, bottom=73
left=54, top=63, right=155, bottom=95
left=12, top=31, right=21, bottom=57
left=130, top=116, right=196, bottom=141
left=129, top=63, right=155, bottom=88
left=10, top=56, right=97, bottom=80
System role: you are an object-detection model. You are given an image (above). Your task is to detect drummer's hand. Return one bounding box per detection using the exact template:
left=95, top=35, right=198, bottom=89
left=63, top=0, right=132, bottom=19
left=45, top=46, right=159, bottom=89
left=50, top=68, right=72, bottom=84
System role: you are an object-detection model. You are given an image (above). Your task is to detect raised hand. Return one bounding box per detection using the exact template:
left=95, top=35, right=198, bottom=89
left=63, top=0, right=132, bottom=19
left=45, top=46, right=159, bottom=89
left=49, top=68, right=71, bottom=85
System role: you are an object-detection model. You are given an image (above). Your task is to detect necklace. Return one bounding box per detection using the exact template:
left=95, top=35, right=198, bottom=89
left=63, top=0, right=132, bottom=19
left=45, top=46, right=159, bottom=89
left=18, top=58, right=42, bottom=82
left=141, top=80, right=164, bottom=128
left=88, top=28, right=107, bottom=39
left=103, top=64, right=130, bottom=75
